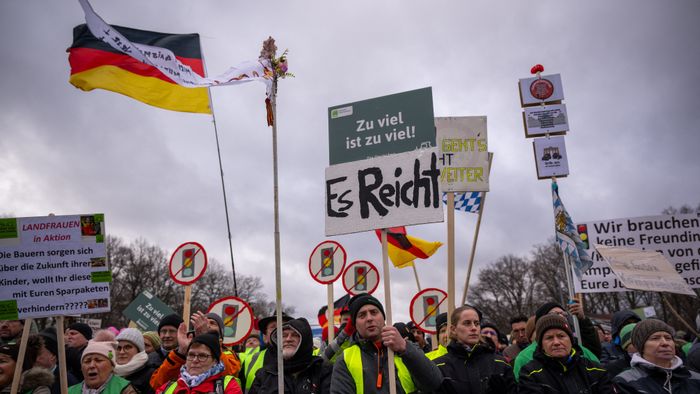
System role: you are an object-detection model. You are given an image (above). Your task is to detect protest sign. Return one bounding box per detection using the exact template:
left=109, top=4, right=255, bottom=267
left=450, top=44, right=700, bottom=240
left=533, top=136, right=569, bottom=178
left=342, top=260, right=379, bottom=296
left=207, top=296, right=254, bottom=346
left=523, top=104, right=569, bottom=137
left=595, top=245, right=696, bottom=296
left=325, top=148, right=444, bottom=236
left=123, top=290, right=176, bottom=331
left=436, top=116, right=489, bottom=192
left=575, top=212, right=700, bottom=292
left=409, top=288, right=448, bottom=334
left=308, top=240, right=347, bottom=284
left=518, top=74, right=565, bottom=106
left=328, top=87, right=435, bottom=165
left=0, top=214, right=110, bottom=319
left=169, top=242, right=207, bottom=285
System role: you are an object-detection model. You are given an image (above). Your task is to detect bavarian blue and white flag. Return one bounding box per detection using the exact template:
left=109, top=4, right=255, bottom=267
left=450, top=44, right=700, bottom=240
left=552, top=180, right=593, bottom=280
left=442, top=192, right=482, bottom=213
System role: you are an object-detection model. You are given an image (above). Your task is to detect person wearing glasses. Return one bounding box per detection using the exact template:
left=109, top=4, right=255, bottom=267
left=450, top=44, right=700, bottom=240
left=156, top=333, right=242, bottom=394
left=431, top=305, right=516, bottom=394
left=114, top=328, right=156, bottom=394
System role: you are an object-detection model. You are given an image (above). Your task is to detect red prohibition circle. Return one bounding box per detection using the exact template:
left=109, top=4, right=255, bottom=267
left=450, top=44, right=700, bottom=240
left=207, top=296, right=253, bottom=346
left=408, top=288, right=448, bottom=335
left=169, top=242, right=208, bottom=285
left=529, top=78, right=554, bottom=101
left=342, top=260, right=379, bottom=296
left=308, top=240, right=347, bottom=284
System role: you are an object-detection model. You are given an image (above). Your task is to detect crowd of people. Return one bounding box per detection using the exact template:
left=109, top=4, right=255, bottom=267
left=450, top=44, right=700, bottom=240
left=2, top=295, right=700, bottom=393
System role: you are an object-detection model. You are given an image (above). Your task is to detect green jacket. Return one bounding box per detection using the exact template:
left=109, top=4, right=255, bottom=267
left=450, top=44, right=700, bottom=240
left=513, top=341, right=599, bottom=382
left=68, top=374, right=132, bottom=393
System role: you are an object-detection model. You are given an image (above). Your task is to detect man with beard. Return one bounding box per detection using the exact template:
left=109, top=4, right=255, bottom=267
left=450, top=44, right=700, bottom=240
left=249, top=318, right=331, bottom=394
left=0, top=320, right=24, bottom=345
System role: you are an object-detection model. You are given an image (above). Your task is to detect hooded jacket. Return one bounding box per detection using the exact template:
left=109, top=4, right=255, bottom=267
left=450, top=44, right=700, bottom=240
left=518, top=344, right=611, bottom=394
left=249, top=318, right=331, bottom=394
left=16, top=367, right=54, bottom=394
left=432, top=340, right=515, bottom=394
left=331, top=331, right=442, bottom=393
left=612, top=353, right=700, bottom=393
left=600, top=310, right=640, bottom=365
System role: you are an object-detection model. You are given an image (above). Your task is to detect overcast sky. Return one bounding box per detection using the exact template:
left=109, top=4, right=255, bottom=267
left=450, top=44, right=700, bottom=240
left=1, top=1, right=699, bottom=324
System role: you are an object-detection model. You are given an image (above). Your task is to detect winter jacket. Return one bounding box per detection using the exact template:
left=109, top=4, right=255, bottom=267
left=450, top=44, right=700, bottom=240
left=66, top=344, right=87, bottom=381
left=518, top=345, right=611, bottom=394
left=68, top=374, right=136, bottom=394
left=425, top=344, right=447, bottom=360
left=48, top=364, right=79, bottom=394
left=239, top=348, right=267, bottom=392
left=432, top=340, right=516, bottom=394
left=14, top=367, right=54, bottom=394
left=612, top=353, right=700, bottom=393
left=513, top=341, right=599, bottom=381
left=604, top=351, right=632, bottom=380
left=249, top=318, right=331, bottom=394
left=156, top=372, right=242, bottom=394
left=150, top=349, right=240, bottom=391
left=578, top=316, right=602, bottom=359
left=122, top=362, right=156, bottom=394
left=148, top=348, right=170, bottom=368
left=331, top=334, right=442, bottom=394
left=600, top=310, right=640, bottom=365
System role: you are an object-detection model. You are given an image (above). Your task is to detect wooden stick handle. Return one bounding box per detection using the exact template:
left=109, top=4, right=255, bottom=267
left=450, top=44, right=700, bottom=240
left=10, top=318, right=33, bottom=394
left=381, top=229, right=397, bottom=394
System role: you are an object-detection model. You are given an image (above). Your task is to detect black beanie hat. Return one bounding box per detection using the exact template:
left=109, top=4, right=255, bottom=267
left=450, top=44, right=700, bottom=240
left=189, top=333, right=221, bottom=361
left=436, top=312, right=448, bottom=331
left=39, top=327, right=59, bottom=356
left=535, top=302, right=564, bottom=322
left=536, top=314, right=573, bottom=346
left=158, top=313, right=184, bottom=333
left=68, top=322, right=93, bottom=341
left=631, top=319, right=675, bottom=356
left=349, top=294, right=385, bottom=325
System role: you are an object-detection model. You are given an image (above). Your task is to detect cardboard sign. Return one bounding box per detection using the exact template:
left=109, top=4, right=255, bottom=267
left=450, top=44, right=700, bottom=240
left=123, top=290, right=177, bottom=331
left=169, top=242, right=207, bottom=285
left=207, top=296, right=254, bottom=346
left=595, top=245, right=695, bottom=296
left=308, top=240, right=347, bottom=284
left=436, top=117, right=489, bottom=192
left=533, top=136, right=569, bottom=179
left=328, top=87, right=436, bottom=165
left=574, top=213, right=700, bottom=292
left=0, top=214, right=109, bottom=319
left=325, top=148, right=444, bottom=236
left=523, top=104, right=569, bottom=137
left=519, top=74, right=564, bottom=106
left=342, top=260, right=380, bottom=296
left=409, top=288, right=448, bottom=334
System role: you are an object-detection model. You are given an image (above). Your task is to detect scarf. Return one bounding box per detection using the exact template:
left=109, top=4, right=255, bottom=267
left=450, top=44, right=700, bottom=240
left=179, top=361, right=224, bottom=388
left=114, top=351, right=148, bottom=377
left=81, top=373, right=113, bottom=394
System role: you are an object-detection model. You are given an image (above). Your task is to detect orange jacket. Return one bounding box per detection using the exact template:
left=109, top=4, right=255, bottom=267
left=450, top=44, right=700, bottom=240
left=150, top=349, right=240, bottom=390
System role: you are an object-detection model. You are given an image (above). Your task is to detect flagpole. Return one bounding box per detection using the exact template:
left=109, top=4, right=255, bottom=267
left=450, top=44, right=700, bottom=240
left=381, top=229, right=398, bottom=394
left=461, top=191, right=487, bottom=305
left=411, top=264, right=422, bottom=291
left=447, top=192, right=456, bottom=318
left=201, top=52, right=239, bottom=296
left=270, top=73, right=285, bottom=394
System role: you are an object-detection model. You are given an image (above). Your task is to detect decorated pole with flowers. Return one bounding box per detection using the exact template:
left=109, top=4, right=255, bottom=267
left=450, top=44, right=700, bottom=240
left=260, top=37, right=292, bottom=394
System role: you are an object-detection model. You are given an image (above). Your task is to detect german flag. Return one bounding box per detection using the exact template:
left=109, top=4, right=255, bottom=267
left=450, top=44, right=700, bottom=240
left=68, top=24, right=211, bottom=114
left=375, top=227, right=442, bottom=268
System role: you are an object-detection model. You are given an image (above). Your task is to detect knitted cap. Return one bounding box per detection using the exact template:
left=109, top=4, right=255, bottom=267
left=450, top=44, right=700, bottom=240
left=349, top=294, right=385, bottom=325
left=535, top=302, right=564, bottom=322
left=39, top=327, right=59, bottom=356
left=620, top=323, right=636, bottom=350
left=81, top=340, right=116, bottom=365
left=115, top=328, right=145, bottom=352
left=68, top=322, right=93, bottom=341
left=435, top=312, right=448, bottom=331
left=142, top=331, right=161, bottom=349
left=536, top=314, right=573, bottom=346
left=206, top=313, right=224, bottom=338
left=631, top=319, right=675, bottom=355
left=189, top=333, right=221, bottom=361
left=158, top=313, right=183, bottom=333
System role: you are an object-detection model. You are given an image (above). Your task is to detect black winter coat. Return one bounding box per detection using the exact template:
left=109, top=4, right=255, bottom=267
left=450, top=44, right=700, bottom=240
left=612, top=355, right=700, bottom=394
left=249, top=356, right=331, bottom=394
left=518, top=345, right=612, bottom=394
left=123, top=363, right=156, bottom=394
left=432, top=341, right=516, bottom=394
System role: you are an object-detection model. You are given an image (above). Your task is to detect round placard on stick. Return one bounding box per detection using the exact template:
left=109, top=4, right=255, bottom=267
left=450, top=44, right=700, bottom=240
left=409, top=288, right=448, bottom=335
left=169, top=242, right=208, bottom=285
left=308, top=240, right=347, bottom=284
left=342, top=260, right=380, bottom=296
left=207, top=296, right=254, bottom=346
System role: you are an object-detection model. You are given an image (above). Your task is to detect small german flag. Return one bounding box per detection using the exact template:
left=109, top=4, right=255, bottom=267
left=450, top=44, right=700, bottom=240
left=375, top=227, right=442, bottom=268
left=68, top=24, right=211, bottom=114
